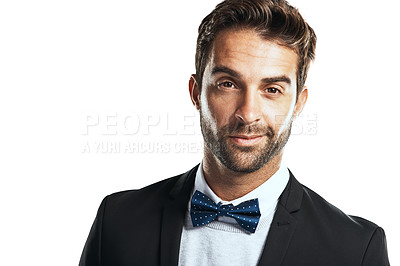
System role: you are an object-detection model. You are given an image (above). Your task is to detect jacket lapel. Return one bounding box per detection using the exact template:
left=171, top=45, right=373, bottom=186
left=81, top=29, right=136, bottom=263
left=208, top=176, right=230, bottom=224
left=160, top=165, right=198, bottom=266
left=258, top=171, right=304, bottom=265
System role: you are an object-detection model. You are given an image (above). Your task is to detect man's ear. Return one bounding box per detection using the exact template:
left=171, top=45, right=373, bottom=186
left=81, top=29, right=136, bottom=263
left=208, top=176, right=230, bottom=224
left=293, top=86, right=308, bottom=118
left=189, top=74, right=200, bottom=110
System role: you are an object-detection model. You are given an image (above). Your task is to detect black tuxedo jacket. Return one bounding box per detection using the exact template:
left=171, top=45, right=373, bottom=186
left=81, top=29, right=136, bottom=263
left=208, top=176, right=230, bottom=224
left=79, top=165, right=389, bottom=265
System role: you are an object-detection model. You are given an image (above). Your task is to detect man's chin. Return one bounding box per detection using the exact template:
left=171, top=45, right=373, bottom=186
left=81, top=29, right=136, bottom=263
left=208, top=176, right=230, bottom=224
left=217, top=148, right=267, bottom=173
left=221, top=160, right=265, bottom=173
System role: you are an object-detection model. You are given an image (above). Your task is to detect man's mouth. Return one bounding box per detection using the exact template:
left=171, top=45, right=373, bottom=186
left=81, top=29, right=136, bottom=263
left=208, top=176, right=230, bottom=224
left=229, top=135, right=264, bottom=146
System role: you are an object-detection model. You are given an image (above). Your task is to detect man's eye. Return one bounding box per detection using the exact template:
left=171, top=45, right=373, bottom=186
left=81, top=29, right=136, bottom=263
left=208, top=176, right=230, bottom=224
left=266, top=87, right=280, bottom=94
left=218, top=81, right=235, bottom=88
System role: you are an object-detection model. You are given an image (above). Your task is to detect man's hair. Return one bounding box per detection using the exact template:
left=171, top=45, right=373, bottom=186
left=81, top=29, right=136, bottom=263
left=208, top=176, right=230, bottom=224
left=195, top=0, right=317, bottom=97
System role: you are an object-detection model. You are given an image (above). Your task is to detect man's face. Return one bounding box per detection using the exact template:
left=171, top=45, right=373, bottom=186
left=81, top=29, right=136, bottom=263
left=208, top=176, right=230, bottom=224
left=190, top=29, right=307, bottom=173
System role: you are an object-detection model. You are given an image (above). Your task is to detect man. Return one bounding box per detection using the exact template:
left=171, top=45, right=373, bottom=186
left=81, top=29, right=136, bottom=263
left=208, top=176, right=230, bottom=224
left=79, top=0, right=390, bottom=265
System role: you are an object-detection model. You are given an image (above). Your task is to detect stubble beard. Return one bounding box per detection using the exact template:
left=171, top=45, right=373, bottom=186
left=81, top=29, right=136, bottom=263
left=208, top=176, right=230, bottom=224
left=200, top=112, right=292, bottom=173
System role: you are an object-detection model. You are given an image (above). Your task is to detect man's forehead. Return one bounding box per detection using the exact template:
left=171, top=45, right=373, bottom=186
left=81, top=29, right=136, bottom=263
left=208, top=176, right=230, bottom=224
left=205, top=29, right=298, bottom=81
left=210, top=29, right=298, bottom=65
left=214, top=29, right=276, bottom=52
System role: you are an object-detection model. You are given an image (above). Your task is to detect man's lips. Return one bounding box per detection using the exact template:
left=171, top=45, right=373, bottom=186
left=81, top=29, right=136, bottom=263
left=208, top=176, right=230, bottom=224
left=229, top=135, right=264, bottom=146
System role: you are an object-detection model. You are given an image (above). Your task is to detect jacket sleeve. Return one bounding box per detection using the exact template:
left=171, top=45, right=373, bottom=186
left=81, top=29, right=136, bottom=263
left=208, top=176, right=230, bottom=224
left=361, top=227, right=390, bottom=266
left=79, top=197, right=107, bottom=266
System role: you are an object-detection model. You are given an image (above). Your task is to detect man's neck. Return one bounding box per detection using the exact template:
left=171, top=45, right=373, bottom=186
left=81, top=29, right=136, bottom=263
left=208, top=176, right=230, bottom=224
left=202, top=151, right=283, bottom=201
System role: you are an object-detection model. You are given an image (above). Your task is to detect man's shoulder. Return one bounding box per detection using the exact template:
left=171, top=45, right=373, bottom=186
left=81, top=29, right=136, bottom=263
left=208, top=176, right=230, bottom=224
left=298, top=181, right=379, bottom=235
left=277, top=175, right=389, bottom=265
left=102, top=165, right=198, bottom=210
left=105, top=172, right=184, bottom=205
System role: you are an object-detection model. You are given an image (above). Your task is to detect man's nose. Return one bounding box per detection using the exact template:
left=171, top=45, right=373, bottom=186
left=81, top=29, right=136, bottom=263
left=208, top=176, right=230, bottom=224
left=234, top=89, right=262, bottom=125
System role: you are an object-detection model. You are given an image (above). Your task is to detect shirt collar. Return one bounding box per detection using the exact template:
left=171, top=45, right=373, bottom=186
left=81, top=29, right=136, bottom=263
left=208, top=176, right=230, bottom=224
left=193, top=160, right=290, bottom=216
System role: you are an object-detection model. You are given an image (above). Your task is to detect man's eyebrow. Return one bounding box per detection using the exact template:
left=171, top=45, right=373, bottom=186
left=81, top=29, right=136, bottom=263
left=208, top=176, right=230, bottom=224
left=211, top=66, right=242, bottom=79
left=261, top=76, right=292, bottom=86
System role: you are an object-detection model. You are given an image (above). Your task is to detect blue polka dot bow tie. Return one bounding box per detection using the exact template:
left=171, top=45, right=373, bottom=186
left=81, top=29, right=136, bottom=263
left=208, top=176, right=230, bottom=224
left=190, top=190, right=261, bottom=233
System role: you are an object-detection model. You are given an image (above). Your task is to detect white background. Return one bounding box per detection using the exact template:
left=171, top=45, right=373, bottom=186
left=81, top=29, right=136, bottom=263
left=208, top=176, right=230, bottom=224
left=1, top=0, right=399, bottom=265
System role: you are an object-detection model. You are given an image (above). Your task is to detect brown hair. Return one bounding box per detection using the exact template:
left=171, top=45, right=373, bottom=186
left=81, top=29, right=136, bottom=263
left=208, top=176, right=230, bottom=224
left=195, top=0, right=317, bottom=97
